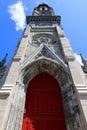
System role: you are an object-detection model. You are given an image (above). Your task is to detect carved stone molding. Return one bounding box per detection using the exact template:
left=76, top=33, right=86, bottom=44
left=21, top=58, right=87, bottom=130
left=5, top=58, right=87, bottom=130
left=32, top=33, right=57, bottom=46
left=5, top=82, right=25, bottom=130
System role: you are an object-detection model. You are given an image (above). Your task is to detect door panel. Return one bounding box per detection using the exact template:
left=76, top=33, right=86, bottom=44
left=22, top=72, right=67, bottom=130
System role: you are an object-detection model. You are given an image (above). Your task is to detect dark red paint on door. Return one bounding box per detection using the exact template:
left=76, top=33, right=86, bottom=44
left=22, top=72, right=67, bottom=130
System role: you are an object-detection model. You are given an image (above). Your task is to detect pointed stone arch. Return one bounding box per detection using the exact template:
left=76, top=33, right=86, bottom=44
left=22, top=57, right=69, bottom=87
left=5, top=58, right=87, bottom=130
left=21, top=58, right=86, bottom=130
left=22, top=72, right=67, bottom=130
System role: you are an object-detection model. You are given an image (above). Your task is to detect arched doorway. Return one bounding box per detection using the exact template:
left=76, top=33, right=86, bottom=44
left=22, top=72, right=67, bottom=130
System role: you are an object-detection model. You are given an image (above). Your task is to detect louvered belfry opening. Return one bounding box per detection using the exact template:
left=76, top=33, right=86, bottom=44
left=22, top=72, right=67, bottom=130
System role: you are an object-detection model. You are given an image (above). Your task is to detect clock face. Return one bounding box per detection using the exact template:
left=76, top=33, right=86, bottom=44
left=32, top=33, right=57, bottom=46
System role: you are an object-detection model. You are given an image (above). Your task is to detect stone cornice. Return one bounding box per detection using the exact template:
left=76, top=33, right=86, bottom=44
left=26, top=16, right=61, bottom=25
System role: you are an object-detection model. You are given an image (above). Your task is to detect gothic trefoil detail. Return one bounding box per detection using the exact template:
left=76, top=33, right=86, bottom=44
left=0, top=3, right=87, bottom=130
left=20, top=44, right=68, bottom=71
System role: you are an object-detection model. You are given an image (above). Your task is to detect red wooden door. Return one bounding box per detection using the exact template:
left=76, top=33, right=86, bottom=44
left=22, top=72, right=67, bottom=130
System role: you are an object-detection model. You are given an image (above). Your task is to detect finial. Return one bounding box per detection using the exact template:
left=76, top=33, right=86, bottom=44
left=80, top=54, right=85, bottom=63
left=42, top=2, right=45, bottom=4
left=0, top=53, right=8, bottom=67
left=80, top=54, right=87, bottom=73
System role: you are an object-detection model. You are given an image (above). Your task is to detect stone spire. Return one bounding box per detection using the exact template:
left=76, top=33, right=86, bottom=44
left=0, top=53, right=8, bottom=67
left=80, top=54, right=87, bottom=73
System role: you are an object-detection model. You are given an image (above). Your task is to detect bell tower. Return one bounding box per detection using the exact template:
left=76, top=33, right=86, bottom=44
left=0, top=3, right=87, bottom=130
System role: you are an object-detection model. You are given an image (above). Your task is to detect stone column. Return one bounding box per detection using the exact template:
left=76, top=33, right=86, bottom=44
left=5, top=81, right=25, bottom=130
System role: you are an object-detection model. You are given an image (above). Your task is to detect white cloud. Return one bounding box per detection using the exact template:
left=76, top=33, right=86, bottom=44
left=74, top=53, right=84, bottom=66
left=8, top=1, right=26, bottom=31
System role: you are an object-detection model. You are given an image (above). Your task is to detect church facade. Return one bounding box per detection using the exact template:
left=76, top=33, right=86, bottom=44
left=0, top=3, right=87, bottom=130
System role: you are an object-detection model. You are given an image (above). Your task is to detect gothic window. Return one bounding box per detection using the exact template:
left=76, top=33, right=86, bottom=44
left=44, top=6, right=48, bottom=10
left=39, top=7, right=42, bottom=11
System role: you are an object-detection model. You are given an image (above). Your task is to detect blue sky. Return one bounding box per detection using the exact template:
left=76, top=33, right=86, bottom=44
left=0, top=0, right=87, bottom=64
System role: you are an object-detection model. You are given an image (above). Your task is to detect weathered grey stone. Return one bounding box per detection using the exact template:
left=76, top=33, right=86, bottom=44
left=0, top=3, right=87, bottom=130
